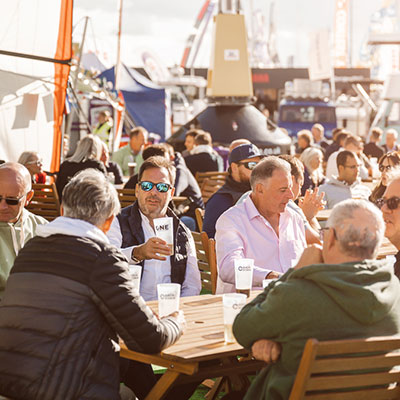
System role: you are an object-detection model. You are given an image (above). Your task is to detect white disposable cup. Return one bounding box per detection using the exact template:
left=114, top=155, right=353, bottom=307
left=222, top=293, right=247, bottom=343
left=128, top=264, right=142, bottom=292
left=234, top=259, right=254, bottom=291
left=154, top=217, right=174, bottom=256
left=157, top=283, right=181, bottom=318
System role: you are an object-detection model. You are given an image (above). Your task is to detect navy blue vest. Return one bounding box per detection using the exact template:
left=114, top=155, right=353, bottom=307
left=117, top=202, right=189, bottom=285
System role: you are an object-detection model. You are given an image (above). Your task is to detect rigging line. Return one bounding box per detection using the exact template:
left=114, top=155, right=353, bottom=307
left=72, top=16, right=87, bottom=33
left=67, top=81, right=92, bottom=133
left=0, top=50, right=71, bottom=65
left=88, top=18, right=100, bottom=57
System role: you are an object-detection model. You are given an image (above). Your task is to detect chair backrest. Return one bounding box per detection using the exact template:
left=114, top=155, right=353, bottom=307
left=117, top=188, right=137, bottom=209
left=26, top=183, right=60, bottom=221
left=200, top=178, right=225, bottom=204
left=195, top=171, right=228, bottom=188
left=192, top=231, right=217, bottom=294
left=289, top=336, right=400, bottom=399
left=195, top=207, right=205, bottom=232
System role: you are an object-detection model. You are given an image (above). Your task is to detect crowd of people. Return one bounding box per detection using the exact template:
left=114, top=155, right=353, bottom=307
left=0, top=122, right=400, bottom=399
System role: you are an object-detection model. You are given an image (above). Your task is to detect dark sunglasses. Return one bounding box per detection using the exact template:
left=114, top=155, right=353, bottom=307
left=376, top=196, right=400, bottom=210
left=0, top=194, right=26, bottom=206
left=237, top=161, right=258, bottom=170
left=139, top=181, right=171, bottom=193
left=379, top=165, right=392, bottom=173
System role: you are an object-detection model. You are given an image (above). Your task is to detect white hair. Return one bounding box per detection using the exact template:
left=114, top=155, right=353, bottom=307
left=62, top=169, right=120, bottom=227
left=386, top=128, right=398, bottom=139
left=327, top=199, right=384, bottom=260
left=300, top=147, right=324, bottom=183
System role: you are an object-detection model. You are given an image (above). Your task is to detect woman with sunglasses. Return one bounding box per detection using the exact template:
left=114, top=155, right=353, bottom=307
left=17, top=151, right=46, bottom=184
left=369, top=152, right=400, bottom=204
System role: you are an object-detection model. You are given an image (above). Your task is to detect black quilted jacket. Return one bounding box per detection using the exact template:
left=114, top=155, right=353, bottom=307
left=0, top=234, right=182, bottom=400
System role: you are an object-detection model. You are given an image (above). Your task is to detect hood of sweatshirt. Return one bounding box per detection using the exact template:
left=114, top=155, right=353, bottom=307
left=289, top=259, right=400, bottom=325
left=35, top=216, right=109, bottom=244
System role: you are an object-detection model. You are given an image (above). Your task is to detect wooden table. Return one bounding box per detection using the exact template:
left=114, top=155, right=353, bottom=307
left=120, top=293, right=265, bottom=400
left=377, top=237, right=397, bottom=259
left=316, top=209, right=331, bottom=221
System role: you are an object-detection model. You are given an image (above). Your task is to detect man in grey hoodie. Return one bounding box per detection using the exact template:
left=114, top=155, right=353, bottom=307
left=319, top=150, right=371, bottom=209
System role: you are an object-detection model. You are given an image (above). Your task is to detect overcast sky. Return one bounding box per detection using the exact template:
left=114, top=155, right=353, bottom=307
left=73, top=0, right=382, bottom=69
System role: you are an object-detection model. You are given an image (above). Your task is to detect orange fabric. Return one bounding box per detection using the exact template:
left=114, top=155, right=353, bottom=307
left=51, top=0, right=73, bottom=172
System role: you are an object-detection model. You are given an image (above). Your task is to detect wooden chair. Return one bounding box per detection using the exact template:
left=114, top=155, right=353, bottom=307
left=289, top=336, right=400, bottom=399
left=195, top=207, right=205, bottom=232
left=201, top=178, right=226, bottom=204
left=192, top=231, right=217, bottom=294
left=117, top=188, right=137, bottom=209
left=195, top=171, right=228, bottom=188
left=26, top=183, right=60, bottom=221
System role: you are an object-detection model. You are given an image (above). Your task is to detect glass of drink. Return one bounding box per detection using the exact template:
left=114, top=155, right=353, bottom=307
left=128, top=264, right=142, bottom=292
left=234, top=258, right=254, bottom=297
left=157, top=283, right=181, bottom=318
left=222, top=293, right=247, bottom=343
left=154, top=217, right=174, bottom=256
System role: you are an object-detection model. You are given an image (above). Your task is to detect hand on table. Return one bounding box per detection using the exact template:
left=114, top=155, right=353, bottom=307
left=134, top=237, right=171, bottom=261
left=265, top=271, right=280, bottom=279
left=299, top=188, right=326, bottom=221
left=294, top=244, right=323, bottom=269
left=251, top=339, right=281, bottom=363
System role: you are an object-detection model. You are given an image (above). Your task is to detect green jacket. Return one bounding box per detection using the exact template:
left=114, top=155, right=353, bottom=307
left=0, top=209, right=47, bottom=299
left=233, top=260, right=400, bottom=400
left=111, top=144, right=143, bottom=176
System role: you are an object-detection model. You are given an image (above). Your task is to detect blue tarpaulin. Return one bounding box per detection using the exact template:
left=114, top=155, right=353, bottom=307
left=99, top=64, right=168, bottom=139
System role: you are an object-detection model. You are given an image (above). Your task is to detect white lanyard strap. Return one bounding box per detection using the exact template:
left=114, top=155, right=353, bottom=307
left=8, top=221, right=25, bottom=256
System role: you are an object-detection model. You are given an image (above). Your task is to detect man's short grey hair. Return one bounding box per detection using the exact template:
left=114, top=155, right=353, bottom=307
left=0, top=162, right=32, bottom=193
left=62, top=169, right=120, bottom=227
left=327, top=199, right=385, bottom=259
left=250, top=156, right=291, bottom=189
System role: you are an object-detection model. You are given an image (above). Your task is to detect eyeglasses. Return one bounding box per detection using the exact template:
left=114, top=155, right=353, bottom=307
left=139, top=181, right=171, bottom=193
left=379, top=165, right=392, bottom=173
left=26, top=160, right=43, bottom=166
left=237, top=161, right=258, bottom=170
left=343, top=164, right=361, bottom=170
left=0, top=194, right=26, bottom=206
left=376, top=196, right=400, bottom=210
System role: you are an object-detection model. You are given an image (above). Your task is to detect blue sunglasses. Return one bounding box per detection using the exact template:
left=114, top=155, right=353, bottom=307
left=139, top=181, right=171, bottom=193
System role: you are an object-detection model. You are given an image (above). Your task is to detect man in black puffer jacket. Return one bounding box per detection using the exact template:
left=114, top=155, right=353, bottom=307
left=0, top=169, right=184, bottom=400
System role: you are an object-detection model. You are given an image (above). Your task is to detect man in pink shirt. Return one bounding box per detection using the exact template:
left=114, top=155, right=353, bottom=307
left=215, top=156, right=307, bottom=293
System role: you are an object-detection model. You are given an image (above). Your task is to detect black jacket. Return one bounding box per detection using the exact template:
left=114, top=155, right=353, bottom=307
left=0, top=233, right=181, bottom=400
left=184, top=151, right=224, bottom=176
left=56, top=159, right=107, bottom=200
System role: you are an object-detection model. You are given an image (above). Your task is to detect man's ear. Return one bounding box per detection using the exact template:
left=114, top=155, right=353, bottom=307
left=25, top=190, right=34, bottom=205
left=100, top=215, right=114, bottom=234
left=326, top=227, right=336, bottom=251
left=170, top=186, right=175, bottom=197
left=255, top=182, right=264, bottom=195
left=60, top=204, right=64, bottom=216
left=135, top=183, right=139, bottom=198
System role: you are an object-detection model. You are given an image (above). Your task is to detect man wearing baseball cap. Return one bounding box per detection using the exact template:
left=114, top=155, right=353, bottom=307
left=203, top=143, right=263, bottom=238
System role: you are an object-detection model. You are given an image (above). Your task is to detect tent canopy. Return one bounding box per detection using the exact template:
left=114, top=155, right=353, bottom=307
left=98, top=64, right=169, bottom=140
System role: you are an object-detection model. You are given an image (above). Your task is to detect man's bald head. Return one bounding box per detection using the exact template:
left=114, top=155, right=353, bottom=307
left=0, top=162, right=32, bottom=192
left=0, top=162, right=33, bottom=223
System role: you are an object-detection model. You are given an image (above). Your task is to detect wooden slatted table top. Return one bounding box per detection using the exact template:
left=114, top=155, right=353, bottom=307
left=120, top=293, right=260, bottom=364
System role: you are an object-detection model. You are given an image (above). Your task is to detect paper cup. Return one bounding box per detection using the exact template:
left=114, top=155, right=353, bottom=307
left=154, top=217, right=174, bottom=256
left=157, top=283, right=181, bottom=318
left=234, top=259, right=254, bottom=296
left=128, top=264, right=142, bottom=292
left=222, top=293, right=247, bottom=343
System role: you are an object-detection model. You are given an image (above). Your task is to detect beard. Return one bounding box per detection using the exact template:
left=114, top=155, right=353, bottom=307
left=138, top=195, right=169, bottom=220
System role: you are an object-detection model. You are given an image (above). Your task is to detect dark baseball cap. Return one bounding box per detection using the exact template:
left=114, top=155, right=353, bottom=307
left=228, top=143, right=262, bottom=165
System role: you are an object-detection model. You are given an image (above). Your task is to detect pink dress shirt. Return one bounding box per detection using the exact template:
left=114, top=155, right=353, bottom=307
left=215, top=195, right=306, bottom=293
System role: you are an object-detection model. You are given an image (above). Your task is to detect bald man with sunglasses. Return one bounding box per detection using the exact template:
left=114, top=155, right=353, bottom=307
left=379, top=170, right=400, bottom=279
left=0, top=162, right=47, bottom=299
left=108, top=156, right=201, bottom=301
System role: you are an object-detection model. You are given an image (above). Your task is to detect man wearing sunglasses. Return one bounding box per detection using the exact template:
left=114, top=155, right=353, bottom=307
left=203, top=143, right=263, bottom=238
left=0, top=162, right=47, bottom=300
left=380, top=172, right=400, bottom=279
left=108, top=156, right=201, bottom=301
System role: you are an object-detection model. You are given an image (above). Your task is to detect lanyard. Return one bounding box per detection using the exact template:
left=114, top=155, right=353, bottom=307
left=8, top=220, right=25, bottom=256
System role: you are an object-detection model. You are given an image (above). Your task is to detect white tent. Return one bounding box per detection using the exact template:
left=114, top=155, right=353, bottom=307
left=0, top=0, right=72, bottom=172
